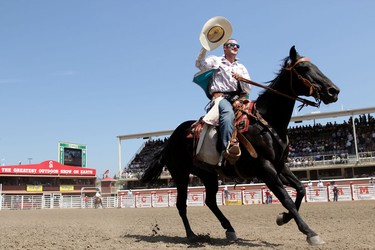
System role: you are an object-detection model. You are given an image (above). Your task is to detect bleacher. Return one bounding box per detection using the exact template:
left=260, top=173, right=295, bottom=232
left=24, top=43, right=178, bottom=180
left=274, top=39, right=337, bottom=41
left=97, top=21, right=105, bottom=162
left=122, top=138, right=167, bottom=179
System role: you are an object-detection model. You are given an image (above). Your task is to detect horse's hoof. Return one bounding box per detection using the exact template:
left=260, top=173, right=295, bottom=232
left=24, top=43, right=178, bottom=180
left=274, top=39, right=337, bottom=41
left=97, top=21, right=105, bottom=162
left=276, top=213, right=284, bottom=226
left=187, top=234, right=199, bottom=243
left=307, top=235, right=325, bottom=245
left=226, top=231, right=238, bottom=241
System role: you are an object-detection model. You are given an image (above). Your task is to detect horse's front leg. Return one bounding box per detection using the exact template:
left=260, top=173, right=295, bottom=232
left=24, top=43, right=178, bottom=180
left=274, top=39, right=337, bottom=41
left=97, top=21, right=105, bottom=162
left=200, top=172, right=237, bottom=241
left=263, top=162, right=324, bottom=246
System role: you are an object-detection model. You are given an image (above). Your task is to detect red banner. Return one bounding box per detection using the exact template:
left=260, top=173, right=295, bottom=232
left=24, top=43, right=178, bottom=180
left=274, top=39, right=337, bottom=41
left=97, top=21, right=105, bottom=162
left=0, top=160, right=96, bottom=176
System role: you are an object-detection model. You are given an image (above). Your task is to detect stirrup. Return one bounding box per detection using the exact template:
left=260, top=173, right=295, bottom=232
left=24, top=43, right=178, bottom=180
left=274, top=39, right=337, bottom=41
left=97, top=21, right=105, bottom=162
left=224, top=140, right=241, bottom=165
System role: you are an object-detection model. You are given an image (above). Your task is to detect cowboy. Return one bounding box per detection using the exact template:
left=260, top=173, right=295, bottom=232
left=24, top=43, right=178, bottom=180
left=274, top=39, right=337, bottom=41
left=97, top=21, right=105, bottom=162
left=194, top=17, right=251, bottom=166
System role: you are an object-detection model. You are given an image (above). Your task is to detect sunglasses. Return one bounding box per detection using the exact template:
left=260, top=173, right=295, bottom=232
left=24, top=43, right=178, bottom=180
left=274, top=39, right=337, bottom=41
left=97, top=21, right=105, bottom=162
left=225, top=43, right=240, bottom=49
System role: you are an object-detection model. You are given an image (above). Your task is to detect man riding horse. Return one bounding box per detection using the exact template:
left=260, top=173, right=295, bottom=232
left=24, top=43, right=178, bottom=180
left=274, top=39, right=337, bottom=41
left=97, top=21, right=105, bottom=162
left=194, top=16, right=251, bottom=167
left=141, top=16, right=340, bottom=245
left=94, top=191, right=103, bottom=209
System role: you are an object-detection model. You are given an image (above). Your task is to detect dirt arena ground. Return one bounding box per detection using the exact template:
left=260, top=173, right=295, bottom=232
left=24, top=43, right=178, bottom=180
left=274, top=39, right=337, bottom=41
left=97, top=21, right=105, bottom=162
left=0, top=200, right=374, bottom=250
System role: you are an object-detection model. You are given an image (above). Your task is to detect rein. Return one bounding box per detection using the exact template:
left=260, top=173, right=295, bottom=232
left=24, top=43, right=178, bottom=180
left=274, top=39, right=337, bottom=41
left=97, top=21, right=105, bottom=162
left=234, top=57, right=320, bottom=109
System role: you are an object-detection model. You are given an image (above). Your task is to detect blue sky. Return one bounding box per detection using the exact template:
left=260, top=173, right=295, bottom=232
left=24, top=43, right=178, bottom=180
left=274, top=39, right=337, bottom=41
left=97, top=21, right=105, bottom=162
left=1, top=1, right=374, bottom=177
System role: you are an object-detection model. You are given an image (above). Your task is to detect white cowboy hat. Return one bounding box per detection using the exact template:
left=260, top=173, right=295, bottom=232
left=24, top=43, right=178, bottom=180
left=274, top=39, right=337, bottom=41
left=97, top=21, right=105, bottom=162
left=199, top=16, right=232, bottom=51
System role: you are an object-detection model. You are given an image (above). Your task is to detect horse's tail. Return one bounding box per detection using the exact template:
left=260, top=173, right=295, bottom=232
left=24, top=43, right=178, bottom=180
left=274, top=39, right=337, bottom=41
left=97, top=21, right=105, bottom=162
left=141, top=120, right=195, bottom=183
left=140, top=146, right=166, bottom=183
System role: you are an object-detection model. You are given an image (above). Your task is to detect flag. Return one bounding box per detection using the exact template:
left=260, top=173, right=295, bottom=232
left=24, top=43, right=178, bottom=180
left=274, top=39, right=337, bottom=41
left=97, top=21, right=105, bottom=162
left=103, top=169, right=109, bottom=175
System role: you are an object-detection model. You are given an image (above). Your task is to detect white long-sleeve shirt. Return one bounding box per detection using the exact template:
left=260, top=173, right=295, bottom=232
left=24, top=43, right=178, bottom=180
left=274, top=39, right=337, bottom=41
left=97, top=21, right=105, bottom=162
left=195, top=48, right=251, bottom=96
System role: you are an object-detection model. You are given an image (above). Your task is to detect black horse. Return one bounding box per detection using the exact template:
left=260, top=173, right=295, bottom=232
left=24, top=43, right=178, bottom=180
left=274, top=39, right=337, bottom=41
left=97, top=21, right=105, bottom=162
left=141, top=46, right=340, bottom=246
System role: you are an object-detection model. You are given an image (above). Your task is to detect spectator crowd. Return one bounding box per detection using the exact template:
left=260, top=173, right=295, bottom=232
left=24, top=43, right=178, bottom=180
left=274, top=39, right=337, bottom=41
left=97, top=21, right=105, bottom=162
left=122, top=138, right=167, bottom=179
left=287, top=113, right=375, bottom=167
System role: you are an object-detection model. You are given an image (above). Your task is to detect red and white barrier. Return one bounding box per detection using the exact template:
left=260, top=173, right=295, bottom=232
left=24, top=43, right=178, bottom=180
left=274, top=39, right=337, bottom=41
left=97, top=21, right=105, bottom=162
left=262, top=186, right=304, bottom=204
left=151, top=192, right=169, bottom=207
left=216, top=192, right=223, bottom=205
left=187, top=191, right=205, bottom=206
left=352, top=185, right=375, bottom=200
left=327, top=184, right=352, bottom=201
left=242, top=188, right=262, bottom=205
left=119, top=196, right=135, bottom=208
left=117, top=181, right=375, bottom=209
left=135, top=193, right=152, bottom=208
left=305, top=188, right=328, bottom=202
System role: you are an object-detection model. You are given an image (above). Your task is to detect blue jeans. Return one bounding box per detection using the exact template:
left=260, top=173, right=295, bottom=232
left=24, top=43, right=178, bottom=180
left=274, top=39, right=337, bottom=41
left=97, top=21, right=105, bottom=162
left=218, top=98, right=235, bottom=152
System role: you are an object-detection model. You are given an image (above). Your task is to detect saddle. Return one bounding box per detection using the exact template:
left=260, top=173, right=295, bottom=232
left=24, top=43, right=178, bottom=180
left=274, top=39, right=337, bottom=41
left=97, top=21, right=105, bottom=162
left=187, top=98, right=258, bottom=166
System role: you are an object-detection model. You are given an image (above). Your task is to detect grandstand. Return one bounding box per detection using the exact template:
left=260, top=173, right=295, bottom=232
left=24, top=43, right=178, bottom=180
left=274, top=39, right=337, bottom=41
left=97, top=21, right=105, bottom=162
left=117, top=107, right=375, bottom=189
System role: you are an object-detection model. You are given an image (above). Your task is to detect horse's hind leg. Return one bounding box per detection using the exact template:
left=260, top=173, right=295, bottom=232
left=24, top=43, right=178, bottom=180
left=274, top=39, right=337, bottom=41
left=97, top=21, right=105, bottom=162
left=175, top=175, right=198, bottom=241
left=277, top=165, right=306, bottom=225
left=199, top=172, right=237, bottom=241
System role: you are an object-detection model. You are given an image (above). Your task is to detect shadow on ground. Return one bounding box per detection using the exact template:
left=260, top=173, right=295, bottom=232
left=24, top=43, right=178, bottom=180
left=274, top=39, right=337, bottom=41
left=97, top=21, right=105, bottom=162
left=121, top=233, right=282, bottom=248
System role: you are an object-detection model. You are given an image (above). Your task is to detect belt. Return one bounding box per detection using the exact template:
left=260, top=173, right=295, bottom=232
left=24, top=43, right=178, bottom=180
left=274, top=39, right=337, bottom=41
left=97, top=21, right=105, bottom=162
left=212, top=92, right=225, bottom=99
left=211, top=92, right=239, bottom=99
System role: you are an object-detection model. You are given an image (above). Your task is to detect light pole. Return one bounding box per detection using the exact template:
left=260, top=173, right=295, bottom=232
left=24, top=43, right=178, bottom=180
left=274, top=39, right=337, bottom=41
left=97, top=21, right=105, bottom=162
left=27, top=158, right=32, bottom=164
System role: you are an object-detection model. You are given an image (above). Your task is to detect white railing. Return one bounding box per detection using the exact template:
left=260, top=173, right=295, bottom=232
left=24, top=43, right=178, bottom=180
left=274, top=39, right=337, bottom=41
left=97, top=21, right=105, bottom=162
left=0, top=195, right=118, bottom=210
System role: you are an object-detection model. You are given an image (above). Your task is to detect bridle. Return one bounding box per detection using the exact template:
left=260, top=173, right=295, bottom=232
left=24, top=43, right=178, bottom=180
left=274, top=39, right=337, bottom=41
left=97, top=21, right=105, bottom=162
left=284, top=57, right=315, bottom=95
left=283, top=57, right=321, bottom=109
left=235, top=57, right=321, bottom=109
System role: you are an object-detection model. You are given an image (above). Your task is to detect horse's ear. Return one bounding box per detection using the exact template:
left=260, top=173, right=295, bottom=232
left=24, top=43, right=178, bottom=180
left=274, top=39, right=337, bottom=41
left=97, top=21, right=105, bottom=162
left=289, top=46, right=297, bottom=63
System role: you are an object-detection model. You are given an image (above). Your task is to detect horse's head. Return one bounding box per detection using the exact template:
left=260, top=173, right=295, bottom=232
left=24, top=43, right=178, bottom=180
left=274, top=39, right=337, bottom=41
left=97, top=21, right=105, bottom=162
left=284, top=46, right=340, bottom=105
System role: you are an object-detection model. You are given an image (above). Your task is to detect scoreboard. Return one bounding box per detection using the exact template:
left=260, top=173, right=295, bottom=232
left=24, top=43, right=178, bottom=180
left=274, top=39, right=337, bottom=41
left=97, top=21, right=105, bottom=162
left=58, top=142, right=87, bottom=167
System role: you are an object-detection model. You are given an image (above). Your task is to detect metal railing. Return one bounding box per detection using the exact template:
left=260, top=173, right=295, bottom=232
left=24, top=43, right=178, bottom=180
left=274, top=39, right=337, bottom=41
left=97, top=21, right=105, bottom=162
left=287, top=151, right=375, bottom=168
left=0, top=194, right=118, bottom=210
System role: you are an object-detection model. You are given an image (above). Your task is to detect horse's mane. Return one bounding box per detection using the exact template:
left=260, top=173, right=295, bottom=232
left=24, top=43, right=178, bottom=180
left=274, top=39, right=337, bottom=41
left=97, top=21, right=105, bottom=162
left=257, top=56, right=290, bottom=100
